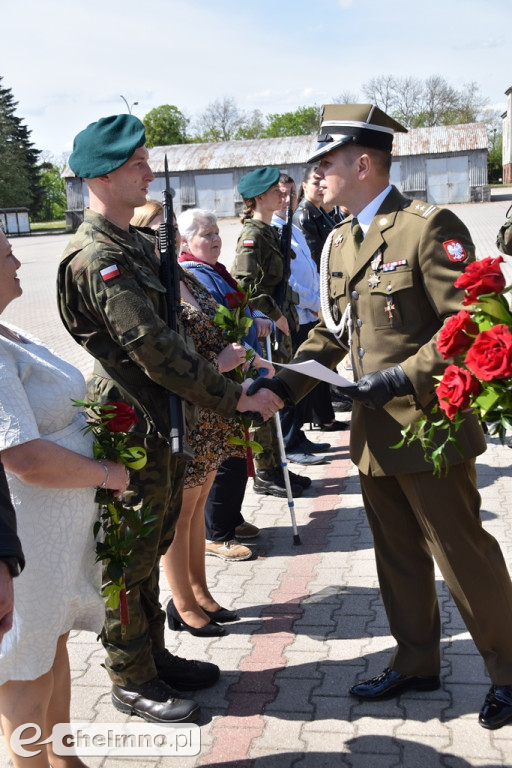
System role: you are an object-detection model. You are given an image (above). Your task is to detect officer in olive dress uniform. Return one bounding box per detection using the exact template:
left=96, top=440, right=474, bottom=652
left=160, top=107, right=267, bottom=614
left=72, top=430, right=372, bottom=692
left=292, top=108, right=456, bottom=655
left=231, top=167, right=311, bottom=497
left=57, top=115, right=282, bottom=724
left=251, top=104, right=512, bottom=729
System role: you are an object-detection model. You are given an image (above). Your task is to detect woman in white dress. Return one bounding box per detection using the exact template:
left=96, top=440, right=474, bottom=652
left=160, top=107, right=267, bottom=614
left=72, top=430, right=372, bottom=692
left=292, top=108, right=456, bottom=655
left=0, top=229, right=129, bottom=768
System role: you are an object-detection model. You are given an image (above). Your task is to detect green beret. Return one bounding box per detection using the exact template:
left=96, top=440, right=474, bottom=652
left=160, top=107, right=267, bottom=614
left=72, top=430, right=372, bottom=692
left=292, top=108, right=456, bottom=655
left=69, top=114, right=146, bottom=178
left=238, top=167, right=280, bottom=199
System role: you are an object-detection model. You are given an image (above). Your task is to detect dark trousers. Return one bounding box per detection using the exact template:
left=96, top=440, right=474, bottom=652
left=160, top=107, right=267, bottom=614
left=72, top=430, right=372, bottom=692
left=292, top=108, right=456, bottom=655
left=204, top=456, right=247, bottom=541
left=359, top=460, right=512, bottom=684
left=280, top=321, right=335, bottom=450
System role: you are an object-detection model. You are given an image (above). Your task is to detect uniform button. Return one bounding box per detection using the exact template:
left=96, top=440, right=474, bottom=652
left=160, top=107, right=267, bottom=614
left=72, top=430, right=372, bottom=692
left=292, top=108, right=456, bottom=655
left=357, top=347, right=365, bottom=357
left=351, top=290, right=359, bottom=300
left=356, top=318, right=363, bottom=327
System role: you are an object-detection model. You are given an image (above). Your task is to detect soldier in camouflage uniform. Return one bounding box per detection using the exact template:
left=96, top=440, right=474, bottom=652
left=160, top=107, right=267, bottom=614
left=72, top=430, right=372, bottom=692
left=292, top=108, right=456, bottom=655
left=57, top=115, right=282, bottom=724
left=231, top=167, right=310, bottom=498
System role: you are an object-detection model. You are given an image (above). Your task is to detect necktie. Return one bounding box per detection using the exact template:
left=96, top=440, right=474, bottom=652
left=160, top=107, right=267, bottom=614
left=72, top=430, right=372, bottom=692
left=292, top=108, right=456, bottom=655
left=351, top=217, right=364, bottom=253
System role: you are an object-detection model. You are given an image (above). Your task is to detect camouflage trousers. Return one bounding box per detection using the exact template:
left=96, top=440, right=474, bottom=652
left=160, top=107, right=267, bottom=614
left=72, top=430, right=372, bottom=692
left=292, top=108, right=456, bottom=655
left=101, top=435, right=187, bottom=686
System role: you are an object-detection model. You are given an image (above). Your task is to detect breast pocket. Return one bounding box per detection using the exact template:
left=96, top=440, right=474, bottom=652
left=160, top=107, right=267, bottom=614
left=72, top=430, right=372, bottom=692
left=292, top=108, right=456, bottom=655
left=370, top=268, right=414, bottom=330
left=103, top=266, right=167, bottom=346
left=330, top=275, right=347, bottom=301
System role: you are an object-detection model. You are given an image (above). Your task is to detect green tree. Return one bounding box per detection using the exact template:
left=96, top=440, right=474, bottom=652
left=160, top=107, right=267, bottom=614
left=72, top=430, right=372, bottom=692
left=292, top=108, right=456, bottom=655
left=488, top=130, right=503, bottom=184
left=143, top=105, right=188, bottom=148
left=0, top=76, right=41, bottom=213
left=233, top=109, right=266, bottom=140
left=33, top=153, right=67, bottom=221
left=262, top=106, right=321, bottom=137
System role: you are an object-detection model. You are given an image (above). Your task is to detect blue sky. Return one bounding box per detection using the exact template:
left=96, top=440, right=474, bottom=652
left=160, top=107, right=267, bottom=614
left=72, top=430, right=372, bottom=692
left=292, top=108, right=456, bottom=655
left=1, top=0, right=510, bottom=156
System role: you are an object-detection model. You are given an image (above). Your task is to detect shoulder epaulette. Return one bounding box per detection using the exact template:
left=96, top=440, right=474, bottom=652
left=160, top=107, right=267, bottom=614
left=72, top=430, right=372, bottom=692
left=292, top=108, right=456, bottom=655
left=402, top=200, right=439, bottom=219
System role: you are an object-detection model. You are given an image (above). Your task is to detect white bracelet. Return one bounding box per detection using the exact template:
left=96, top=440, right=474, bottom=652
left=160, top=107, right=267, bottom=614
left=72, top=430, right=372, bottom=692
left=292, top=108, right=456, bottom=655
left=97, top=460, right=109, bottom=489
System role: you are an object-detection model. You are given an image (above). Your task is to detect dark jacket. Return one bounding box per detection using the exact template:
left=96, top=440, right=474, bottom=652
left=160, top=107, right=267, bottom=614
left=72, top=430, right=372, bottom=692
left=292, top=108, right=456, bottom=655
left=293, top=199, right=336, bottom=269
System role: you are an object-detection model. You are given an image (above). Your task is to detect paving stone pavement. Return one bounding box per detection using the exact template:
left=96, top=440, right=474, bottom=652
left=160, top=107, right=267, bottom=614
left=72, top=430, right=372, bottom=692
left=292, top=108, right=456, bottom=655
left=2, top=194, right=512, bottom=767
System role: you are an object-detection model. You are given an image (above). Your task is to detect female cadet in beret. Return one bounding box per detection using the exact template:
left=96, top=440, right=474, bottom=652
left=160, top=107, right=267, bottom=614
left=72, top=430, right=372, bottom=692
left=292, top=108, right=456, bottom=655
left=232, top=167, right=290, bottom=340
left=230, top=168, right=311, bottom=498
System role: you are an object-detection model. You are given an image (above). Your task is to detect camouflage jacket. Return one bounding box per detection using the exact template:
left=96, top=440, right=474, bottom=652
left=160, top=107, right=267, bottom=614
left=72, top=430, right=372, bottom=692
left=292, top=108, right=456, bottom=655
left=57, top=209, right=242, bottom=440
left=231, top=218, right=299, bottom=331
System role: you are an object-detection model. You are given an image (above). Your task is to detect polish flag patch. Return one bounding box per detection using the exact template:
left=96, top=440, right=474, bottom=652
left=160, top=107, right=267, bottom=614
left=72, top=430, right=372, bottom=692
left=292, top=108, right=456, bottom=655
left=443, top=240, right=468, bottom=262
left=243, top=239, right=255, bottom=247
left=100, top=264, right=121, bottom=281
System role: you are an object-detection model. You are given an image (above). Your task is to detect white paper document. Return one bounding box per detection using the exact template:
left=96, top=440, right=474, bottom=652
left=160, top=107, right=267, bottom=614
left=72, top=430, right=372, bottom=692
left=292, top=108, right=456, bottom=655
left=273, top=360, right=355, bottom=388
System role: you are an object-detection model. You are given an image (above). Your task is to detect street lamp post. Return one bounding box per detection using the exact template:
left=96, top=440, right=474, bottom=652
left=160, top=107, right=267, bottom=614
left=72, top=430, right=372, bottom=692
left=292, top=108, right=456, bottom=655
left=120, top=95, right=139, bottom=114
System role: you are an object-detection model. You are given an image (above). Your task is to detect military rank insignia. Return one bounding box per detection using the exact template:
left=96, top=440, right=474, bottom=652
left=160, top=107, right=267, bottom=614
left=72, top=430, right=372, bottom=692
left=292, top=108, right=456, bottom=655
left=443, top=240, right=468, bottom=262
left=100, top=264, right=121, bottom=281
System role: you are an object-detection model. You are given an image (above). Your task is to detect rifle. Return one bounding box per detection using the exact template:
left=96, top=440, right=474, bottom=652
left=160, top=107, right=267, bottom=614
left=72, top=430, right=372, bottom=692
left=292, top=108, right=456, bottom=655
left=158, top=155, right=194, bottom=459
left=274, top=188, right=294, bottom=350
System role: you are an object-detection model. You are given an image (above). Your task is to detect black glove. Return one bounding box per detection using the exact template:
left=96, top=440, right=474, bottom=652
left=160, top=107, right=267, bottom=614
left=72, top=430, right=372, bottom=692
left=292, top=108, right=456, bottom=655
left=246, top=376, right=293, bottom=403
left=349, top=365, right=413, bottom=409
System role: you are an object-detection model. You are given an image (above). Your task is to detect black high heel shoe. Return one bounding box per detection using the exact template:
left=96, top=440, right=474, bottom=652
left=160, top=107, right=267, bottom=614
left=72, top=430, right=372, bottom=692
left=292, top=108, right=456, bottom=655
left=166, top=599, right=225, bottom=637
left=203, top=606, right=239, bottom=623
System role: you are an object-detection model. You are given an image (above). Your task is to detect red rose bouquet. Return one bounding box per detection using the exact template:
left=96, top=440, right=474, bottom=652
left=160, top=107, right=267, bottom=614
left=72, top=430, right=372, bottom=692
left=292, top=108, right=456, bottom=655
left=213, top=286, right=263, bottom=475
left=74, top=400, right=157, bottom=631
left=396, top=256, right=512, bottom=474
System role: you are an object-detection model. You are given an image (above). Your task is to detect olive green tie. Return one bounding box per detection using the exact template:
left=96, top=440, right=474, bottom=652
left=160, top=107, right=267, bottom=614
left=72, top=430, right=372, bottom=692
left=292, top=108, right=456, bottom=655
left=351, top=217, right=364, bottom=253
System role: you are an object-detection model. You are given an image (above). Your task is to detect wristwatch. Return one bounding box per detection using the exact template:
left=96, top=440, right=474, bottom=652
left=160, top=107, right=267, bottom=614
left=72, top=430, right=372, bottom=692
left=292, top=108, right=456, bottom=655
left=0, top=557, right=21, bottom=578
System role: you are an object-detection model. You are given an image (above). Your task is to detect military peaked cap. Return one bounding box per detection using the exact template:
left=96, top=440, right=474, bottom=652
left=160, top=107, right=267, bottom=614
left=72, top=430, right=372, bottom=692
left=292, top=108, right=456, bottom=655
left=238, top=167, right=281, bottom=199
left=308, top=104, right=407, bottom=163
left=69, top=114, right=146, bottom=178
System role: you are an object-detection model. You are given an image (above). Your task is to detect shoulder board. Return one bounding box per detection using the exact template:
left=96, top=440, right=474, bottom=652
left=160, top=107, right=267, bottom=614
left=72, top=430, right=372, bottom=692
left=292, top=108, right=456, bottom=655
left=402, top=200, right=439, bottom=219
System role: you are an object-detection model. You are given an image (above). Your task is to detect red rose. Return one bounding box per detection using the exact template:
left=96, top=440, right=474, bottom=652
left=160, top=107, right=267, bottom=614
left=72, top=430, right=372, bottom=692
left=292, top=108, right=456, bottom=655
left=437, top=311, right=478, bottom=359
left=454, top=256, right=505, bottom=305
left=436, top=365, right=482, bottom=420
left=225, top=290, right=247, bottom=310
left=465, top=324, right=512, bottom=381
left=105, top=401, right=138, bottom=432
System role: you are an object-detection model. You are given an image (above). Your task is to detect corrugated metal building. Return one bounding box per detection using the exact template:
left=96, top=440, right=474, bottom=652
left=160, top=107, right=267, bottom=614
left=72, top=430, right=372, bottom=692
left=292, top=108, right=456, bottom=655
left=502, top=85, right=512, bottom=184
left=64, top=122, right=489, bottom=228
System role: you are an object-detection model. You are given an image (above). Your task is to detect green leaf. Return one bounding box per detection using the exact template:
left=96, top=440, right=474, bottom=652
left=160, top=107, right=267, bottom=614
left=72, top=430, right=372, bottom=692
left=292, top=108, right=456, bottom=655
left=474, top=295, right=512, bottom=325
left=102, top=583, right=121, bottom=610
left=107, top=560, right=124, bottom=583
left=474, top=387, right=502, bottom=415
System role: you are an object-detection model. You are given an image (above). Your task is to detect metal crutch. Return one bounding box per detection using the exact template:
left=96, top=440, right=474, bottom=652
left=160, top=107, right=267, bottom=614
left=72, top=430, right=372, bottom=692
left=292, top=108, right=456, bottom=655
left=265, top=335, right=301, bottom=545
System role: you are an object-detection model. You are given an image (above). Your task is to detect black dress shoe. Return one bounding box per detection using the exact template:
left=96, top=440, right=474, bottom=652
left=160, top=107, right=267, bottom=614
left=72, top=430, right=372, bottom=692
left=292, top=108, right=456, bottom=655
left=287, top=469, right=312, bottom=489
left=479, top=684, right=512, bottom=729
left=154, top=648, right=220, bottom=690
left=166, top=599, right=225, bottom=637
left=349, top=667, right=441, bottom=700
left=112, top=677, right=199, bottom=723
left=313, top=420, right=349, bottom=432
left=203, top=606, right=239, bottom=623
